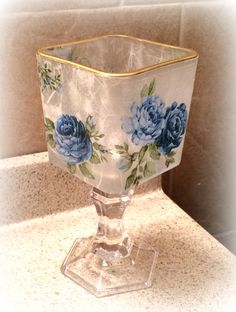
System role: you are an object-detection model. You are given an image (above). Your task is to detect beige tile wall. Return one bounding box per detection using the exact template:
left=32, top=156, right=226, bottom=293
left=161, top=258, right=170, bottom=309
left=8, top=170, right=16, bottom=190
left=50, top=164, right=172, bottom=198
left=0, top=4, right=181, bottom=158
left=0, top=0, right=121, bottom=12
left=0, top=0, right=221, bottom=13
left=163, top=1, right=236, bottom=252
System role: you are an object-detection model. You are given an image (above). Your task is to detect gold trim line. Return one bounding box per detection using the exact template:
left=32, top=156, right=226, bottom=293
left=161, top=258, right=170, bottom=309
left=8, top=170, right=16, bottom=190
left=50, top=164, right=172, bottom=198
left=37, top=34, right=199, bottom=78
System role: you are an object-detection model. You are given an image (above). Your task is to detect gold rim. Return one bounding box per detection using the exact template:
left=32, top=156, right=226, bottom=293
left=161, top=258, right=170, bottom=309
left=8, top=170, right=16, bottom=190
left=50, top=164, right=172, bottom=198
left=37, top=34, right=199, bottom=77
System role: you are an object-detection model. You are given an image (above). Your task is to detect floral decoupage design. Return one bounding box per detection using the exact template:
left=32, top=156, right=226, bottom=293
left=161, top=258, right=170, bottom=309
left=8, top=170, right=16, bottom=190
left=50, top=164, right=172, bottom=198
left=39, top=60, right=110, bottom=179
left=38, top=62, right=62, bottom=93
left=116, top=79, right=188, bottom=189
left=39, top=60, right=187, bottom=191
left=44, top=114, right=110, bottom=179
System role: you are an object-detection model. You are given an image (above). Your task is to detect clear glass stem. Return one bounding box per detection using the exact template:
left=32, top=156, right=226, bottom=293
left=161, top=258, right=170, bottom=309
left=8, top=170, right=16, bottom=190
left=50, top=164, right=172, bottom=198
left=61, top=187, right=157, bottom=297
left=90, top=187, right=134, bottom=260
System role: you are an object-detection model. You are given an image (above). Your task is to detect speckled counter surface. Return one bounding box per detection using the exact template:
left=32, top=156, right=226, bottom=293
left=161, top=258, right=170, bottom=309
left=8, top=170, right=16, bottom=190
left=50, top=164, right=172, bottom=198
left=0, top=153, right=236, bottom=312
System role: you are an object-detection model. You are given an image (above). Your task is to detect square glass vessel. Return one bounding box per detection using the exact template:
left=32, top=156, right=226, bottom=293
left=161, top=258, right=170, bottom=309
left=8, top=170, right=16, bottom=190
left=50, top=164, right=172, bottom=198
left=37, top=35, right=198, bottom=297
left=37, top=35, right=198, bottom=194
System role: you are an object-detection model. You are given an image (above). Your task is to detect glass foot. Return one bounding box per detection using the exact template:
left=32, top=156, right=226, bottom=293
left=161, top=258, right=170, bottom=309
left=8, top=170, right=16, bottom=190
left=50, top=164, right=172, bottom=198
left=61, top=236, right=158, bottom=297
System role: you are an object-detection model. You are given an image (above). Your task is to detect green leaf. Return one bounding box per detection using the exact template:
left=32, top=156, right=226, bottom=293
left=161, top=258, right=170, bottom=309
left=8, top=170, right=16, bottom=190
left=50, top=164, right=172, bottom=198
left=124, top=143, right=129, bottom=152
left=144, top=161, right=156, bottom=178
left=140, top=79, right=156, bottom=98
left=85, top=125, right=92, bottom=135
left=79, top=163, right=95, bottom=179
left=131, top=152, right=138, bottom=162
left=148, top=143, right=161, bottom=160
left=138, top=145, right=148, bottom=162
left=125, top=167, right=137, bottom=189
left=165, top=157, right=175, bottom=168
left=67, top=163, right=76, bottom=174
left=46, top=133, right=55, bottom=148
left=167, top=151, right=176, bottom=158
left=115, top=145, right=124, bottom=150
left=131, top=167, right=138, bottom=176
left=125, top=175, right=135, bottom=189
left=140, top=84, right=149, bottom=98
left=93, top=142, right=105, bottom=151
left=89, top=151, right=101, bottom=164
left=44, top=117, right=55, bottom=131
left=139, top=165, right=143, bottom=172
left=93, top=142, right=100, bottom=150
left=101, top=155, right=108, bottom=162
left=134, top=175, right=142, bottom=186
left=101, top=146, right=108, bottom=153
left=148, top=78, right=156, bottom=96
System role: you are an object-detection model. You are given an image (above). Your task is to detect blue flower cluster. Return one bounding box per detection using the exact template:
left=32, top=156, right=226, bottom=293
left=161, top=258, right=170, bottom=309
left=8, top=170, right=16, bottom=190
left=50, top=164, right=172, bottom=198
left=55, top=114, right=93, bottom=164
left=122, top=96, right=187, bottom=155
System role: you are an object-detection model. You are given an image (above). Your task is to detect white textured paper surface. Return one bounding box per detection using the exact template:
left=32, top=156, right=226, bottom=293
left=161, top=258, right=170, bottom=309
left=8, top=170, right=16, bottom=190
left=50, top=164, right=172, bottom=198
left=37, top=37, right=197, bottom=193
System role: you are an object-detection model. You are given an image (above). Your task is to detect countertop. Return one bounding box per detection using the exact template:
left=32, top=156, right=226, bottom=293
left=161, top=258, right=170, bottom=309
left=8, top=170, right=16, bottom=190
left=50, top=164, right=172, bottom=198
left=0, top=152, right=235, bottom=312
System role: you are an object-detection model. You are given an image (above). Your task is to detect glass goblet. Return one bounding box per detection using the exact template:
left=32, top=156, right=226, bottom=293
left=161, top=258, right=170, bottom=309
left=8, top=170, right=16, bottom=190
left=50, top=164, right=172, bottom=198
left=36, top=35, right=198, bottom=297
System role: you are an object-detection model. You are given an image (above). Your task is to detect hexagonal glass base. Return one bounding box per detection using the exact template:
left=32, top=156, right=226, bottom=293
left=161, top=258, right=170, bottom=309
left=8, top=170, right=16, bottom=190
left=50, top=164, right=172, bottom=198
left=61, top=236, right=158, bottom=297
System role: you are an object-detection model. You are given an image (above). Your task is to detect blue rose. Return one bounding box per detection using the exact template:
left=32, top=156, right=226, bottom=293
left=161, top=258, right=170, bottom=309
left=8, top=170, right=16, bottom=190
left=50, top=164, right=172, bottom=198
left=55, top=114, right=93, bottom=164
left=122, top=96, right=166, bottom=145
left=160, top=102, right=187, bottom=155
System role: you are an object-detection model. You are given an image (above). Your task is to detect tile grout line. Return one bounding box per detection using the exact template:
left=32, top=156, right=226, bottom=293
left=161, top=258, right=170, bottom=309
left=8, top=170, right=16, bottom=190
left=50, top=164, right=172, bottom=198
left=165, top=2, right=184, bottom=198
left=179, top=3, right=185, bottom=46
